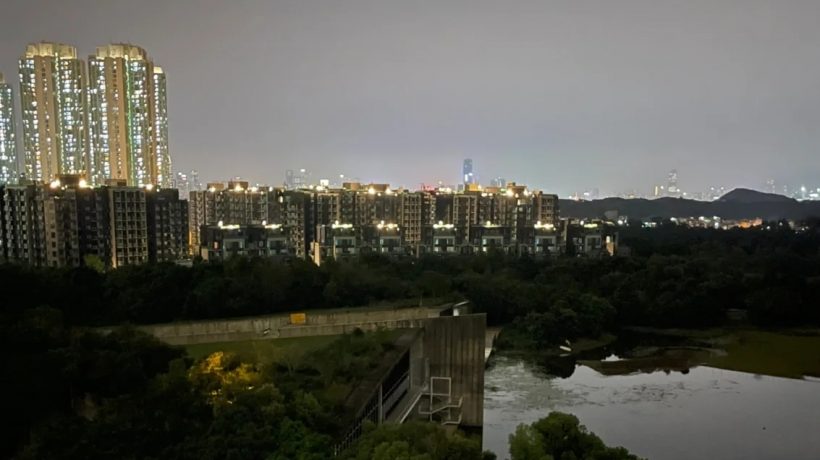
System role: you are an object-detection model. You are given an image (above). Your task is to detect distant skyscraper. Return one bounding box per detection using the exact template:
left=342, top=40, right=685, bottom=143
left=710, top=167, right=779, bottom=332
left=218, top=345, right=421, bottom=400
left=490, top=177, right=506, bottom=188
left=667, top=169, right=680, bottom=197
left=462, top=158, right=474, bottom=185
left=87, top=44, right=169, bottom=187
left=189, top=170, right=201, bottom=191
left=0, top=73, right=17, bottom=185
left=174, top=171, right=189, bottom=196
left=18, top=42, right=86, bottom=182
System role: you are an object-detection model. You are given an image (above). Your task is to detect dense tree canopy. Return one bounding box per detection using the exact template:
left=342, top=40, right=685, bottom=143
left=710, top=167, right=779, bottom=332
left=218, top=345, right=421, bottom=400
left=510, top=412, right=643, bottom=460
left=3, top=222, right=820, bottom=335
left=0, top=307, right=410, bottom=459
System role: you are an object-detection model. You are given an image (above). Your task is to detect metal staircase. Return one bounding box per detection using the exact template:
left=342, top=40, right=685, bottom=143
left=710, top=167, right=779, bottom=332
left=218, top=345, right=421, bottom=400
left=417, top=376, right=462, bottom=425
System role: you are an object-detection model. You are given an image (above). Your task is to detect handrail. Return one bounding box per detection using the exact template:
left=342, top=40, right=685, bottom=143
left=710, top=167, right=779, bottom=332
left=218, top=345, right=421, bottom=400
left=397, top=389, right=425, bottom=423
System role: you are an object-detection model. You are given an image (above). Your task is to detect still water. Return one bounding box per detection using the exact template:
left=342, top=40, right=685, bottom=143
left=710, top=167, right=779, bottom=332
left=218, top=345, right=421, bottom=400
left=484, top=340, right=820, bottom=459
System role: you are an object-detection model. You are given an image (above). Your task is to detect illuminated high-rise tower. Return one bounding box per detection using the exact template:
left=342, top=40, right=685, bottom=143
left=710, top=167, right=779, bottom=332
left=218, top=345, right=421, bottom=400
left=88, top=44, right=170, bottom=187
left=0, top=73, right=17, bottom=184
left=18, top=42, right=86, bottom=182
left=152, top=67, right=171, bottom=188
left=462, top=158, right=475, bottom=185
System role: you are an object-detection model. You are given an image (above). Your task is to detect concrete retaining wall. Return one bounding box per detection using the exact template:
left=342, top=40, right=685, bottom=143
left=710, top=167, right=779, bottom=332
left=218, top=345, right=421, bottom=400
left=422, top=314, right=486, bottom=427
left=118, top=306, right=446, bottom=345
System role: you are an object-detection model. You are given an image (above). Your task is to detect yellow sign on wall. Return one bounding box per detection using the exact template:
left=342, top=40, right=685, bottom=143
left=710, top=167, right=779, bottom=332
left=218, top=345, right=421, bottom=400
left=290, top=313, right=307, bottom=325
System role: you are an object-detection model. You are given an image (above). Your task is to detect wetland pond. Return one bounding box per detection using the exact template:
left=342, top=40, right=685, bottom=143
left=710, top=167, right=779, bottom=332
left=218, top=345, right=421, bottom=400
left=484, top=329, right=820, bottom=460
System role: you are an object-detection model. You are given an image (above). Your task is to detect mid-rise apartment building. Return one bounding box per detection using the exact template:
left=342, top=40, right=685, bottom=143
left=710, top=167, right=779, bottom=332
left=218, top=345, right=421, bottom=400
left=0, top=175, right=187, bottom=268
left=147, top=188, right=188, bottom=263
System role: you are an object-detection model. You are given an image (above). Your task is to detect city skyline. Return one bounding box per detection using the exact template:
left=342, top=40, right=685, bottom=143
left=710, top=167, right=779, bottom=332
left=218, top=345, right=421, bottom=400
left=1, top=1, right=820, bottom=195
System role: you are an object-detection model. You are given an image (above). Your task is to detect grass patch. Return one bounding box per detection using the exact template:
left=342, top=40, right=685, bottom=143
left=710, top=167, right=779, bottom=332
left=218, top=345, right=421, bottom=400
left=184, top=335, right=340, bottom=363
left=705, top=330, right=820, bottom=379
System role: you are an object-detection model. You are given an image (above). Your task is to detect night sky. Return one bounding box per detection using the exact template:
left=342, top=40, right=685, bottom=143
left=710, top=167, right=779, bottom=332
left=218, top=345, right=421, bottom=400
left=2, top=0, right=819, bottom=196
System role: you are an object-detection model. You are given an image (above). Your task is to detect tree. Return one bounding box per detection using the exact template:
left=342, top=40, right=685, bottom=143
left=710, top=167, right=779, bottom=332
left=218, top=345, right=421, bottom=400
left=509, top=412, right=643, bottom=460
left=508, top=425, right=551, bottom=460
left=83, top=254, right=106, bottom=273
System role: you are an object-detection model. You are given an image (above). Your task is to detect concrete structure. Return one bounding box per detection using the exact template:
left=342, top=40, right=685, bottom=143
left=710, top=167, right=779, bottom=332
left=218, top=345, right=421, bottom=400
left=333, top=312, right=487, bottom=454
left=19, top=42, right=86, bottom=182
left=87, top=44, right=170, bottom=187
left=0, top=73, right=17, bottom=185
left=419, top=314, right=485, bottom=426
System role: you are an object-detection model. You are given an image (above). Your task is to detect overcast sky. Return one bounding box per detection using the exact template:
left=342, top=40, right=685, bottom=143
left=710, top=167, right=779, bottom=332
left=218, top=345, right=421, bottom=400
left=2, top=0, right=819, bottom=196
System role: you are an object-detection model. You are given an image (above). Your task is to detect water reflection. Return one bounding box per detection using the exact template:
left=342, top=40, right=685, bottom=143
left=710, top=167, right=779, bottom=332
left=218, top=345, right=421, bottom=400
left=484, top=353, right=820, bottom=460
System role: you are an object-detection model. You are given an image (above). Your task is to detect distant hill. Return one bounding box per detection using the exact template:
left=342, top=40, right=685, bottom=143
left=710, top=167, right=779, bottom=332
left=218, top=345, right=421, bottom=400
left=717, top=188, right=795, bottom=204
left=559, top=189, right=820, bottom=221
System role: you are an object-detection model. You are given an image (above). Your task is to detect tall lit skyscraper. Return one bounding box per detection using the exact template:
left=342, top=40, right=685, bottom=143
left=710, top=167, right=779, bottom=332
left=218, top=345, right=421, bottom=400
left=88, top=44, right=170, bottom=187
left=152, top=67, right=171, bottom=188
left=462, top=158, right=474, bottom=185
left=0, top=73, right=17, bottom=184
left=18, top=42, right=86, bottom=182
